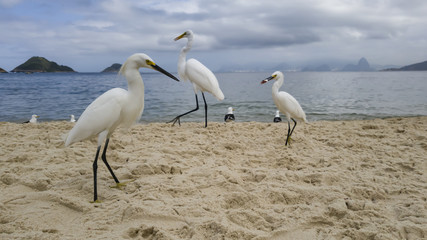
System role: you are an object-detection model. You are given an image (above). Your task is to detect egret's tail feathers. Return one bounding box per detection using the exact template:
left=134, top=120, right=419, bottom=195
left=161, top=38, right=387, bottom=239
left=63, top=132, right=71, bottom=147
left=300, top=110, right=308, bottom=124
left=303, top=117, right=308, bottom=124
left=64, top=128, right=80, bottom=147
left=214, top=89, right=225, bottom=101
left=61, top=133, right=68, bottom=146
left=216, top=94, right=224, bottom=101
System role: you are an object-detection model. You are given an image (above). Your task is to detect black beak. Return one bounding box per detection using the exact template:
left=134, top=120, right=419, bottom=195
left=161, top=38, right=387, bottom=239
left=261, top=75, right=274, bottom=84
left=152, top=64, right=179, bottom=82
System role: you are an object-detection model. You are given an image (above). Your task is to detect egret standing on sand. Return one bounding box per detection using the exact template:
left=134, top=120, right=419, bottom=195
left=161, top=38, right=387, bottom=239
left=261, top=71, right=307, bottom=145
left=224, top=107, right=235, bottom=122
left=64, top=53, right=179, bottom=202
left=168, top=30, right=224, bottom=128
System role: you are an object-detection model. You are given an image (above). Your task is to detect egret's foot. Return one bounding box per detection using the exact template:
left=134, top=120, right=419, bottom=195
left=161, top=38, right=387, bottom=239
left=285, top=137, right=293, bottom=146
left=167, top=117, right=181, bottom=126
left=90, top=199, right=102, bottom=203
left=110, top=180, right=135, bottom=189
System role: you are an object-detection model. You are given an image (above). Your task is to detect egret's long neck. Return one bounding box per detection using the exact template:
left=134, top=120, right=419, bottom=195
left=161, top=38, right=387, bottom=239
left=272, top=77, right=284, bottom=96
left=117, top=66, right=145, bottom=128
left=182, top=35, right=193, bottom=54
left=178, top=36, right=193, bottom=80
left=125, top=68, right=145, bottom=101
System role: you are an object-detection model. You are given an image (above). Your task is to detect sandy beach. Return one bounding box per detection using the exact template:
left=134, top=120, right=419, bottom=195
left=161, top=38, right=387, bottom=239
left=0, top=117, right=426, bottom=239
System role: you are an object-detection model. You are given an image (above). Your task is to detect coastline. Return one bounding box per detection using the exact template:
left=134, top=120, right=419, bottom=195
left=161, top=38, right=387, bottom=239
left=1, top=117, right=426, bottom=239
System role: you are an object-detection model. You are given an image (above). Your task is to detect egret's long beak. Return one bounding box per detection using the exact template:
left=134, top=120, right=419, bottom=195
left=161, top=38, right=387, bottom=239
left=174, top=32, right=186, bottom=41
left=261, top=76, right=275, bottom=84
left=152, top=64, right=180, bottom=82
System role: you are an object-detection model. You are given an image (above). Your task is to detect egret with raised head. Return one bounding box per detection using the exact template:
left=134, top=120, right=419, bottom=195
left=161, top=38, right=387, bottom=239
left=168, top=30, right=224, bottom=127
left=261, top=71, right=307, bottom=145
left=64, top=53, right=179, bottom=202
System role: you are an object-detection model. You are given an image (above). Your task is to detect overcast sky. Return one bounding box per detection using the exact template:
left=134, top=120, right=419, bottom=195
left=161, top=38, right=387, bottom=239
left=1, top=0, right=426, bottom=72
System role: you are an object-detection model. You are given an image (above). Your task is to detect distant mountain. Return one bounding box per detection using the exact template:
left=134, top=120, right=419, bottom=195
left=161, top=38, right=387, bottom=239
left=0, top=67, right=7, bottom=73
left=341, top=57, right=374, bottom=71
left=383, top=60, right=427, bottom=71
left=401, top=60, right=427, bottom=70
left=11, top=56, right=75, bottom=73
left=371, top=64, right=401, bottom=71
left=101, top=63, right=122, bottom=73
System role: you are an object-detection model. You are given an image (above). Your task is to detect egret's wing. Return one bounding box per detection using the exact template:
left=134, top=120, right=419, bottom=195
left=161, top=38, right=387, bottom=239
left=65, top=88, right=126, bottom=146
left=186, top=59, right=224, bottom=100
left=275, top=91, right=306, bottom=122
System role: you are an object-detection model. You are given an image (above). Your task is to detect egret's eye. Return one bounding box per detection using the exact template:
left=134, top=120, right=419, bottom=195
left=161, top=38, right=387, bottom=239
left=272, top=74, right=277, bottom=79
left=146, top=60, right=155, bottom=66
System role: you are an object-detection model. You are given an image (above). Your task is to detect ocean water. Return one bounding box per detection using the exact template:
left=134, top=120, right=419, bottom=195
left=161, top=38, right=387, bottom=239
left=0, top=71, right=426, bottom=123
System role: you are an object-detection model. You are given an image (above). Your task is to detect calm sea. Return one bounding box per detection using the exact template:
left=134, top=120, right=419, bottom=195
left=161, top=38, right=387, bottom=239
left=0, top=71, right=426, bottom=123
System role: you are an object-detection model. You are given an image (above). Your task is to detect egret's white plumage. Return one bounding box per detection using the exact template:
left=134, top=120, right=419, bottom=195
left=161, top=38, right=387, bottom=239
left=65, top=87, right=133, bottom=147
left=70, top=114, right=76, bottom=123
left=169, top=30, right=224, bottom=127
left=261, top=71, right=307, bottom=145
left=29, top=114, right=39, bottom=123
left=184, top=59, right=224, bottom=100
left=64, top=53, right=179, bottom=202
left=224, top=107, right=235, bottom=122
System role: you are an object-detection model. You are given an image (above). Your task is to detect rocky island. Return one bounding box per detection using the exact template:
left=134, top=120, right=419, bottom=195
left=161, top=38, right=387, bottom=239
left=383, top=60, right=427, bottom=71
left=0, top=67, right=7, bottom=73
left=11, top=57, right=75, bottom=73
left=101, top=63, right=122, bottom=73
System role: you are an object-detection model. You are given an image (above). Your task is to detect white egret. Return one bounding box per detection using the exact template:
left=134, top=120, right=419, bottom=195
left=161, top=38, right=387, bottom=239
left=261, top=71, right=307, bottom=145
left=224, top=107, right=235, bottom=122
left=273, top=110, right=282, bottom=123
left=24, top=114, right=39, bottom=123
left=64, top=53, right=179, bottom=202
left=168, top=30, right=224, bottom=128
left=70, top=114, right=76, bottom=123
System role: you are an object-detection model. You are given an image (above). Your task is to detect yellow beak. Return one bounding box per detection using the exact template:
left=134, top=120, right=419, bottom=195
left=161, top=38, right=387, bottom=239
left=174, top=32, right=186, bottom=41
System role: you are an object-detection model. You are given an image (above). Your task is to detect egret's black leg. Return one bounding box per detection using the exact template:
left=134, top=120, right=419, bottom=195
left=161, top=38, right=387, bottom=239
left=286, top=118, right=297, bottom=146
left=101, top=138, right=120, bottom=184
left=168, top=94, right=199, bottom=126
left=93, top=145, right=101, bottom=202
left=285, top=121, right=291, bottom=145
left=202, top=92, right=208, bottom=128
left=289, top=118, right=297, bottom=139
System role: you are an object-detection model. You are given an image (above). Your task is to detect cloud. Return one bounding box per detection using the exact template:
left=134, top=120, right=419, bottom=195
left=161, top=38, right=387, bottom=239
left=74, top=20, right=115, bottom=30
left=1, top=0, right=427, bottom=71
left=0, top=0, right=21, bottom=7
